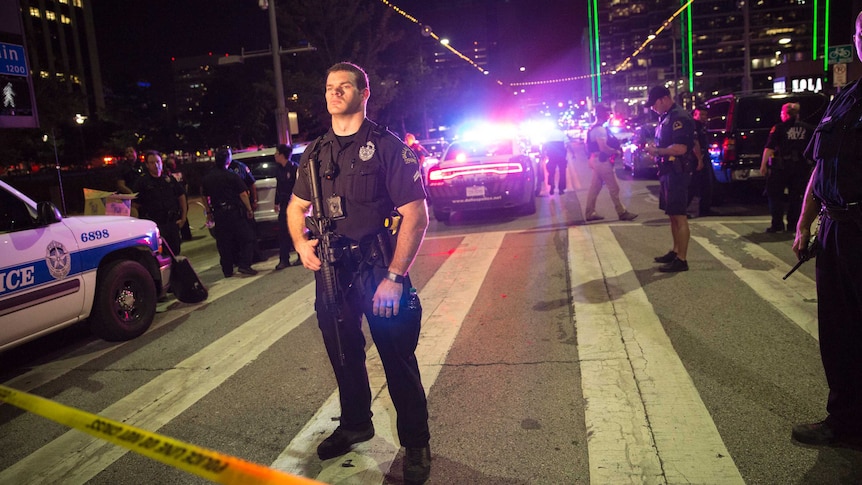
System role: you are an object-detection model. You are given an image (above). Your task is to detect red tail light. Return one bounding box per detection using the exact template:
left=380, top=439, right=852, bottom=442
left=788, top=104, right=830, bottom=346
left=428, top=163, right=524, bottom=184
left=722, top=138, right=736, bottom=163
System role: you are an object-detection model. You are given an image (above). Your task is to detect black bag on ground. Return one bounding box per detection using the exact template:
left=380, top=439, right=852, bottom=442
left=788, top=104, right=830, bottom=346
left=163, top=240, right=208, bottom=303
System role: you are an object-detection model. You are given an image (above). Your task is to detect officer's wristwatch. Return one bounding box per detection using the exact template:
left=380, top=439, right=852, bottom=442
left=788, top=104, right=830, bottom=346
left=385, top=271, right=405, bottom=284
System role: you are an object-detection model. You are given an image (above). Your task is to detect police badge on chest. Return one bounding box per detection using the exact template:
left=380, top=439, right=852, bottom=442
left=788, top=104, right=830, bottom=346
left=328, top=194, right=345, bottom=219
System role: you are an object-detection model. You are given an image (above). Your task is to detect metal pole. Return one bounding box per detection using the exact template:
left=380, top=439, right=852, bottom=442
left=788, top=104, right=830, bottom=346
left=51, top=128, right=67, bottom=216
left=742, top=0, right=752, bottom=93
left=267, top=1, right=291, bottom=146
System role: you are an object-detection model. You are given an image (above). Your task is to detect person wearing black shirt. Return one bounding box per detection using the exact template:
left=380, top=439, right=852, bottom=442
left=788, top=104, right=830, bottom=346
left=273, top=144, right=300, bottom=270
left=287, top=62, right=431, bottom=483
left=202, top=149, right=257, bottom=278
left=132, top=151, right=187, bottom=255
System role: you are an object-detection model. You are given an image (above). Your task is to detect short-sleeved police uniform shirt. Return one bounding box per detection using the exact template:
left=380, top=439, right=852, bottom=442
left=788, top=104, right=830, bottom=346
left=132, top=173, right=185, bottom=222
left=764, top=119, right=812, bottom=170
left=293, top=119, right=426, bottom=242
left=202, top=168, right=249, bottom=208
left=655, top=103, right=695, bottom=152
left=806, top=79, right=862, bottom=206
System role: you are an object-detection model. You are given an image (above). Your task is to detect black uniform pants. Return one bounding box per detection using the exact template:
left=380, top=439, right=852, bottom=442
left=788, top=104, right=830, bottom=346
left=546, top=156, right=568, bottom=192
left=157, top=219, right=182, bottom=257
left=816, top=215, right=862, bottom=431
left=765, top=167, right=808, bottom=231
left=315, top=267, right=430, bottom=448
left=213, top=210, right=255, bottom=276
left=277, top=203, right=294, bottom=264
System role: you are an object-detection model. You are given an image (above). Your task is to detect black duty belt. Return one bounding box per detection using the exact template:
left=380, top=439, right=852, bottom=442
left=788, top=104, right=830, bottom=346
left=822, top=202, right=862, bottom=222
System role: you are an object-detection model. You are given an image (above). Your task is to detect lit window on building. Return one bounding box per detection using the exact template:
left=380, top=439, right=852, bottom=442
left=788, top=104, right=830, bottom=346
left=46, top=11, right=56, bottom=21
left=62, top=15, right=71, bottom=24
left=59, top=0, right=68, bottom=4
left=29, top=7, right=40, bottom=17
left=73, top=0, right=83, bottom=7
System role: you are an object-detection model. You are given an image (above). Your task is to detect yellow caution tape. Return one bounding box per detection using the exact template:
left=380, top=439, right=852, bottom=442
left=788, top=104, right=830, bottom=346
left=0, top=384, right=322, bottom=485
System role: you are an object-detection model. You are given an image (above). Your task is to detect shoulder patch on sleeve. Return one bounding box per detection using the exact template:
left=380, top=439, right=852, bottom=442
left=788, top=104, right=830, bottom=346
left=402, top=146, right=418, bottom=164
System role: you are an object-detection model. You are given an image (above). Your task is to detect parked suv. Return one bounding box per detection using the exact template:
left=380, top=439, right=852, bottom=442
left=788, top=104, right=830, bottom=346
left=231, top=143, right=308, bottom=242
left=703, top=91, right=829, bottom=185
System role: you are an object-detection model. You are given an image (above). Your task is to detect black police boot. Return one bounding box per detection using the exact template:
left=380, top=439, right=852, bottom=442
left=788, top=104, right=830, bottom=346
left=403, top=445, right=431, bottom=484
left=316, top=425, right=375, bottom=460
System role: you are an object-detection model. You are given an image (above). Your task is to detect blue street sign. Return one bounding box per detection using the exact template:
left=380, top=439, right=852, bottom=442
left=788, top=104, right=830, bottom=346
left=0, top=42, right=28, bottom=77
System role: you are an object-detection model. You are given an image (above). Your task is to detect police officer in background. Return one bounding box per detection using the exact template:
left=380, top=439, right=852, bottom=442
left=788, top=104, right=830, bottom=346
left=646, top=86, right=696, bottom=272
left=132, top=151, right=187, bottom=256
left=273, top=144, right=299, bottom=270
left=287, top=62, right=431, bottom=483
left=202, top=148, right=258, bottom=278
left=689, top=107, right=715, bottom=217
left=225, top=147, right=264, bottom=263
left=116, top=146, right=143, bottom=195
left=759, top=102, right=813, bottom=233
left=790, top=9, right=862, bottom=447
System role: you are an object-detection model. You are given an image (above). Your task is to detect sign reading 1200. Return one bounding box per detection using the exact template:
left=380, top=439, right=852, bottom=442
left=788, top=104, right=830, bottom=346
left=0, top=42, right=27, bottom=77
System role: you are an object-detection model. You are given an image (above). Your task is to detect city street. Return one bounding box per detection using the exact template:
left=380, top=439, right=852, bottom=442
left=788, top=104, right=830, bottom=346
left=2, top=149, right=860, bottom=485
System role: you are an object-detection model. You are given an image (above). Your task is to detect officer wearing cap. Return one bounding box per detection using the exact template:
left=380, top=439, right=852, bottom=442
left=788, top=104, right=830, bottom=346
left=790, top=9, right=862, bottom=447
left=287, top=62, right=431, bottom=482
left=645, top=85, right=696, bottom=272
left=201, top=148, right=257, bottom=278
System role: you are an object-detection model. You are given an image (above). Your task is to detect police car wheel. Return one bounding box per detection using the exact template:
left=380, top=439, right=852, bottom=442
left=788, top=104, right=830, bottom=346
left=90, top=260, right=157, bottom=341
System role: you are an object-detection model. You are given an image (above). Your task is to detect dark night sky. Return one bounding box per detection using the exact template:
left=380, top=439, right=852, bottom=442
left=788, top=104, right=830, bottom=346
left=92, top=0, right=588, bottom=97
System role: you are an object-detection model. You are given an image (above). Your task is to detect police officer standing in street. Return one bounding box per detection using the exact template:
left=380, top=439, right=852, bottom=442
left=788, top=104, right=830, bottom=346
left=287, top=62, right=431, bottom=483
left=760, top=102, right=813, bottom=233
left=132, top=151, right=187, bottom=256
left=790, top=9, right=862, bottom=447
left=646, top=86, right=696, bottom=272
left=273, top=144, right=300, bottom=270
left=202, top=148, right=258, bottom=278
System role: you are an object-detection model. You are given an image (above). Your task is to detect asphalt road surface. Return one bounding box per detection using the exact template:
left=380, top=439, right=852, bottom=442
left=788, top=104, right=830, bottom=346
left=2, top=149, right=860, bottom=484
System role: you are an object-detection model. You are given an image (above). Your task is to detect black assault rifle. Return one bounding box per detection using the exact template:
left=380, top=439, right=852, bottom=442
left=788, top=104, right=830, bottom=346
left=304, top=140, right=345, bottom=365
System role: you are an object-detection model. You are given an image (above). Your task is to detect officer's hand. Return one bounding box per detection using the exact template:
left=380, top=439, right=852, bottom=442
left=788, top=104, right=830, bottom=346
left=297, top=238, right=321, bottom=271
left=373, top=279, right=403, bottom=318
left=792, top=227, right=811, bottom=259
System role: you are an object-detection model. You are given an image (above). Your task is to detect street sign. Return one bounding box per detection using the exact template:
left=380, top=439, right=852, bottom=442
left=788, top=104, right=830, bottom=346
left=834, top=63, right=847, bottom=87
left=828, top=44, right=853, bottom=65
left=0, top=42, right=27, bottom=76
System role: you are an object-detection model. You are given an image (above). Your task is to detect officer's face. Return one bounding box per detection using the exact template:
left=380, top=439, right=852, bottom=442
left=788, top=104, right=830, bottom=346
left=325, top=71, right=367, bottom=116
left=145, top=155, right=162, bottom=177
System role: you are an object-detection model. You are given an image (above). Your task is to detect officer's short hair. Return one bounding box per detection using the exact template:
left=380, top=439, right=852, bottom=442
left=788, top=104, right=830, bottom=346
left=782, top=102, right=800, bottom=119
left=215, top=148, right=231, bottom=168
left=327, top=62, right=369, bottom=92
left=276, top=144, right=292, bottom=157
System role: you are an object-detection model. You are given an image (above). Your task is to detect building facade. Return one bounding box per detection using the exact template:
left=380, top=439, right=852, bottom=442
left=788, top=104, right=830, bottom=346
left=591, top=0, right=845, bottom=109
left=19, top=0, right=104, bottom=115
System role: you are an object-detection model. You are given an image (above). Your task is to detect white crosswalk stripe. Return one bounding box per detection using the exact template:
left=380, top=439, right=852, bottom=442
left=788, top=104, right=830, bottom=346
left=570, top=225, right=744, bottom=484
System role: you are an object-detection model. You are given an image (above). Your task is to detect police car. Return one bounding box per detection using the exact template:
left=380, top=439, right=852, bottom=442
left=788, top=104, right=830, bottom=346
left=0, top=180, right=171, bottom=352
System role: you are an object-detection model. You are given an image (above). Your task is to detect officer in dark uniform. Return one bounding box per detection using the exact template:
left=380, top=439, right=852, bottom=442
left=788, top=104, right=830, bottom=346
left=273, top=144, right=299, bottom=270
left=225, top=147, right=264, bottom=263
left=287, top=62, right=431, bottom=483
left=646, top=85, right=696, bottom=272
left=202, top=149, right=257, bottom=278
left=132, top=151, right=187, bottom=255
left=116, top=146, right=144, bottom=195
left=689, top=107, right=714, bottom=217
left=759, top=102, right=813, bottom=233
left=790, top=9, right=862, bottom=447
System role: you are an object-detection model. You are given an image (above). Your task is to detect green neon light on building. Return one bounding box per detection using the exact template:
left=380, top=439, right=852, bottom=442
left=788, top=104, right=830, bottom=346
left=588, top=0, right=602, bottom=101
left=683, top=0, right=694, bottom=92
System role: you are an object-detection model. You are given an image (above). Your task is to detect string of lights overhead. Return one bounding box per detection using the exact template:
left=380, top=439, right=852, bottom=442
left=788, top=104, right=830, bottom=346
left=379, top=0, right=694, bottom=90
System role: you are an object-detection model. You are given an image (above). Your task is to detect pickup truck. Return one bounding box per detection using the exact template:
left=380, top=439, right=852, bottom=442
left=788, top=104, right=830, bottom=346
left=0, top=179, right=171, bottom=351
left=703, top=92, right=829, bottom=185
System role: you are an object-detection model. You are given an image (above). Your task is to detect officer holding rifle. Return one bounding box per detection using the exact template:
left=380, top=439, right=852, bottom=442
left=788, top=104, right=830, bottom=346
left=789, top=9, right=862, bottom=447
left=286, top=62, right=431, bottom=483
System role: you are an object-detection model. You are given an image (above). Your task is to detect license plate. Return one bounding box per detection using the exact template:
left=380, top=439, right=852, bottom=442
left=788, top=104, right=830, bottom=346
left=466, top=186, right=486, bottom=198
